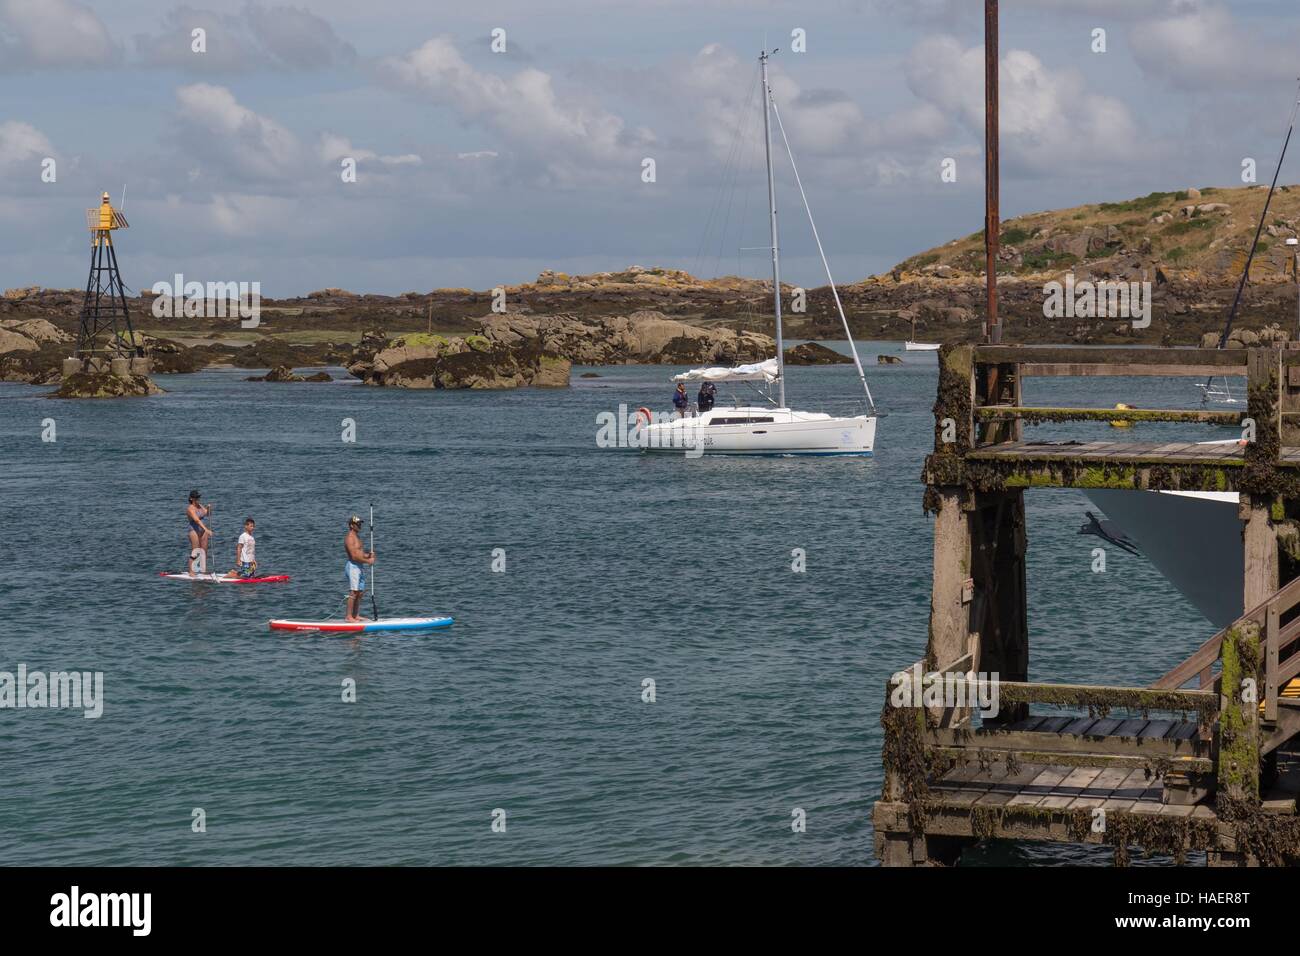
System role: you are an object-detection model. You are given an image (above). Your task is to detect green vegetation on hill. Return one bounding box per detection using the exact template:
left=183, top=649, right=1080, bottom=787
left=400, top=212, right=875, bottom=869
left=889, top=183, right=1300, bottom=281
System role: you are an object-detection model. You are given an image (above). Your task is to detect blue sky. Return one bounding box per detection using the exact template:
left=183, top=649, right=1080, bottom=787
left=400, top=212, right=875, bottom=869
left=1, top=0, right=1298, bottom=296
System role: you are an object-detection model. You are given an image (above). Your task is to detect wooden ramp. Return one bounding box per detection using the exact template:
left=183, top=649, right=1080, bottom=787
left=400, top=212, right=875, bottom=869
left=930, top=762, right=1173, bottom=814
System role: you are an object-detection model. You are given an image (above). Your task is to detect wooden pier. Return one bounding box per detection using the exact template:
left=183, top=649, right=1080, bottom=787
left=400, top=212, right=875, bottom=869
left=875, top=344, right=1300, bottom=866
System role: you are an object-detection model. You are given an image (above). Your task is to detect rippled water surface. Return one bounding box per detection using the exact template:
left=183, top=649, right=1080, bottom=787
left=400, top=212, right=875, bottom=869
left=0, top=343, right=1220, bottom=864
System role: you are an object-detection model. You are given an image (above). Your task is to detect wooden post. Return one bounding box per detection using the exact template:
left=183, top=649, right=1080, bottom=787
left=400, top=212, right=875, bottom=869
left=967, top=491, right=1028, bottom=726
left=1281, top=353, right=1300, bottom=447
left=983, top=0, right=1000, bottom=344
left=1243, top=349, right=1280, bottom=614
left=1217, top=623, right=1262, bottom=806
left=1242, top=495, right=1278, bottom=614
left=928, top=489, right=973, bottom=676
left=1265, top=604, right=1280, bottom=722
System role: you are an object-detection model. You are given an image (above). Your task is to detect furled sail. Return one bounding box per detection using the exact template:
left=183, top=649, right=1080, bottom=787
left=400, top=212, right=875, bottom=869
left=671, top=358, right=779, bottom=384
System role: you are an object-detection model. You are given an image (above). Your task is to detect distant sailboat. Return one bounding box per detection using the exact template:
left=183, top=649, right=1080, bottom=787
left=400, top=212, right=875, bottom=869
left=904, top=317, right=940, bottom=352
left=641, top=48, right=877, bottom=457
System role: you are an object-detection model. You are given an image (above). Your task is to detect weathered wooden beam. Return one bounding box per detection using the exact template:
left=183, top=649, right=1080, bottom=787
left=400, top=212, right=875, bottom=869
left=930, top=725, right=1210, bottom=756
left=976, top=346, right=1249, bottom=369
left=1019, top=363, right=1244, bottom=378
left=873, top=799, right=1231, bottom=851
left=973, top=406, right=1242, bottom=425
left=948, top=459, right=1242, bottom=493
left=930, top=746, right=1213, bottom=774
left=940, top=679, right=1217, bottom=712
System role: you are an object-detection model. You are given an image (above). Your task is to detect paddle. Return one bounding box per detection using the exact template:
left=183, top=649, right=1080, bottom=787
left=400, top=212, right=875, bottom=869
left=205, top=504, right=219, bottom=581
left=369, top=503, right=379, bottom=621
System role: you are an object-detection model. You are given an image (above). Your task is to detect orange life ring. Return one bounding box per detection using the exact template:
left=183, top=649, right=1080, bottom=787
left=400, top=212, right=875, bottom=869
left=635, top=407, right=653, bottom=428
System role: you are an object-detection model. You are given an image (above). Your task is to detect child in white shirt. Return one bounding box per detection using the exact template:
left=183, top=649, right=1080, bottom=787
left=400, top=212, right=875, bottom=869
left=233, top=518, right=257, bottom=578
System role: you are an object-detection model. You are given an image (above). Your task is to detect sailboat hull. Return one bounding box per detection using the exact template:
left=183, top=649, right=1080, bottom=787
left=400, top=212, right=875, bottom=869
left=1084, top=488, right=1242, bottom=628
left=642, top=407, right=876, bottom=456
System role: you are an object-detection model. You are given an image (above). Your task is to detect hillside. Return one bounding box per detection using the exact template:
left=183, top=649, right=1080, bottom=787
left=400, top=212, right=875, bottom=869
left=892, top=184, right=1300, bottom=281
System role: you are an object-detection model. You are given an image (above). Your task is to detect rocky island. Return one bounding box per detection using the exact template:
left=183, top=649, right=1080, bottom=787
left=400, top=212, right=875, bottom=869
left=6, top=183, right=1300, bottom=390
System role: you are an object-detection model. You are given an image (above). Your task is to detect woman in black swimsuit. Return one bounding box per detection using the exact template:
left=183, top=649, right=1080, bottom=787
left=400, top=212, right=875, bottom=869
left=186, top=489, right=213, bottom=575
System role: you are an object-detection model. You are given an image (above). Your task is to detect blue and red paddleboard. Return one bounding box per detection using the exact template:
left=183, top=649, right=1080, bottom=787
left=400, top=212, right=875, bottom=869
left=268, top=616, right=453, bottom=633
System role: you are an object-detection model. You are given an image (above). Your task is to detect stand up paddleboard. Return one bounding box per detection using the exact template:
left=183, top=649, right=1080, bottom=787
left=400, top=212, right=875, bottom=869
left=159, top=572, right=291, bottom=584
left=268, top=616, right=453, bottom=633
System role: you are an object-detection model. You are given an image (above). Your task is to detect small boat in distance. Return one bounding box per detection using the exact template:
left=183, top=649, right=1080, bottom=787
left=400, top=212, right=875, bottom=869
left=643, top=48, right=877, bottom=457
left=904, top=317, right=940, bottom=351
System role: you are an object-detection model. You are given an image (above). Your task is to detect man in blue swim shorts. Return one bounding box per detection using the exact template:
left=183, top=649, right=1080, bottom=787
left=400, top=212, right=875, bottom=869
left=344, top=514, right=376, bottom=622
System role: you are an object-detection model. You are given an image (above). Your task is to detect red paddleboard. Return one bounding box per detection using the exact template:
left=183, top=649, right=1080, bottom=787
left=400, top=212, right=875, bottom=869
left=159, top=572, right=290, bottom=584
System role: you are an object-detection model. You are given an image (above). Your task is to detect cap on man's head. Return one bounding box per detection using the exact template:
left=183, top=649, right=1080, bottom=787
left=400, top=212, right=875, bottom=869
left=348, top=515, right=364, bottom=528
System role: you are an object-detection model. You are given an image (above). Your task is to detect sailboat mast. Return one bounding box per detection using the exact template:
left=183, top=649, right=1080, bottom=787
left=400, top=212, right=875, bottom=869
left=760, top=50, right=786, bottom=408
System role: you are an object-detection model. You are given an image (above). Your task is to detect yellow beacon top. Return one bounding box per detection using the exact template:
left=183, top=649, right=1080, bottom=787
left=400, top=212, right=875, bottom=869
left=87, top=192, right=129, bottom=233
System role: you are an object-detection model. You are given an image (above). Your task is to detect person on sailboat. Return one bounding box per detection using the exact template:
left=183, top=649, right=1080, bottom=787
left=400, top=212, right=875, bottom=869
left=697, top=381, right=716, bottom=413
left=673, top=382, right=690, bottom=417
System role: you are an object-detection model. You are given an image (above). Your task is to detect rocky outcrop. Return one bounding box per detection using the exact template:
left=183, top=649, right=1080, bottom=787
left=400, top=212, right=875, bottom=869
left=349, top=331, right=570, bottom=389
left=1199, top=323, right=1291, bottom=349
left=52, top=371, right=163, bottom=398
left=877, top=354, right=903, bottom=365
left=0, top=318, right=70, bottom=345
left=245, top=365, right=333, bottom=382
left=785, top=342, right=853, bottom=365
left=478, top=311, right=774, bottom=365
left=0, top=321, right=71, bottom=383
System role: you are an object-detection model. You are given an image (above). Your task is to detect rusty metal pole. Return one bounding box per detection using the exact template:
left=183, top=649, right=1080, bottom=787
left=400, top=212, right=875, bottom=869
left=984, top=0, right=1001, bottom=345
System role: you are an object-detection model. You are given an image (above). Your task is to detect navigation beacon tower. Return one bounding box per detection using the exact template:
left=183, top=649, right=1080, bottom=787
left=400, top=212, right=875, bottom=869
left=72, top=192, right=145, bottom=372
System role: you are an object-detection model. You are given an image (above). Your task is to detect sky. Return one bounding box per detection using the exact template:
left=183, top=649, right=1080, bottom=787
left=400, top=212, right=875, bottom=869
left=1, top=0, right=1298, bottom=296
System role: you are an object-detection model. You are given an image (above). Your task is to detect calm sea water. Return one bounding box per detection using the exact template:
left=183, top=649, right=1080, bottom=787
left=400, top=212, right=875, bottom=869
left=0, top=342, right=1222, bottom=865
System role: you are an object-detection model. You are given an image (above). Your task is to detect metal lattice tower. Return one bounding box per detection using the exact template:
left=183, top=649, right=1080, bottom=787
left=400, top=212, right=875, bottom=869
left=76, top=192, right=142, bottom=359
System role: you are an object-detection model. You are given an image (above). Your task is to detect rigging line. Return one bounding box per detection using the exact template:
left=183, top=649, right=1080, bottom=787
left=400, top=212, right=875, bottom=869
left=768, top=95, right=875, bottom=411
left=736, top=121, right=759, bottom=324
left=1203, top=77, right=1300, bottom=399
left=711, top=64, right=760, bottom=282
left=694, top=61, right=760, bottom=279
left=734, top=86, right=764, bottom=325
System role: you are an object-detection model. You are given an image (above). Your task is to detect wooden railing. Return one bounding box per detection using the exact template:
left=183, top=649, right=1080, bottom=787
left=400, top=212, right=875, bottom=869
left=968, top=345, right=1284, bottom=449
left=1153, top=574, right=1300, bottom=723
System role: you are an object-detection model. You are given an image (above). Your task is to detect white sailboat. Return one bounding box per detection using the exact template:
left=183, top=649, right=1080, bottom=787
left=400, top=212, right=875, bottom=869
left=642, top=49, right=877, bottom=457
left=905, top=319, right=940, bottom=351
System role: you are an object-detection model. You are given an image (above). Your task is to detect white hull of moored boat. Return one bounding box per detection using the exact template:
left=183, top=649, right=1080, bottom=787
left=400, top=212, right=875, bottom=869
left=1084, top=488, right=1242, bottom=628
left=642, top=406, right=875, bottom=456
left=904, top=341, right=941, bottom=352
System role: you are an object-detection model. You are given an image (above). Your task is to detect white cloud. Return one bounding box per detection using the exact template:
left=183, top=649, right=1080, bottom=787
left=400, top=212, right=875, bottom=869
left=318, top=133, right=421, bottom=167
left=0, top=120, right=54, bottom=169
left=1130, top=2, right=1298, bottom=91
left=0, top=0, right=118, bottom=68
left=375, top=35, right=652, bottom=185
left=134, top=4, right=354, bottom=72
left=905, top=36, right=1144, bottom=176
left=174, top=83, right=305, bottom=181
